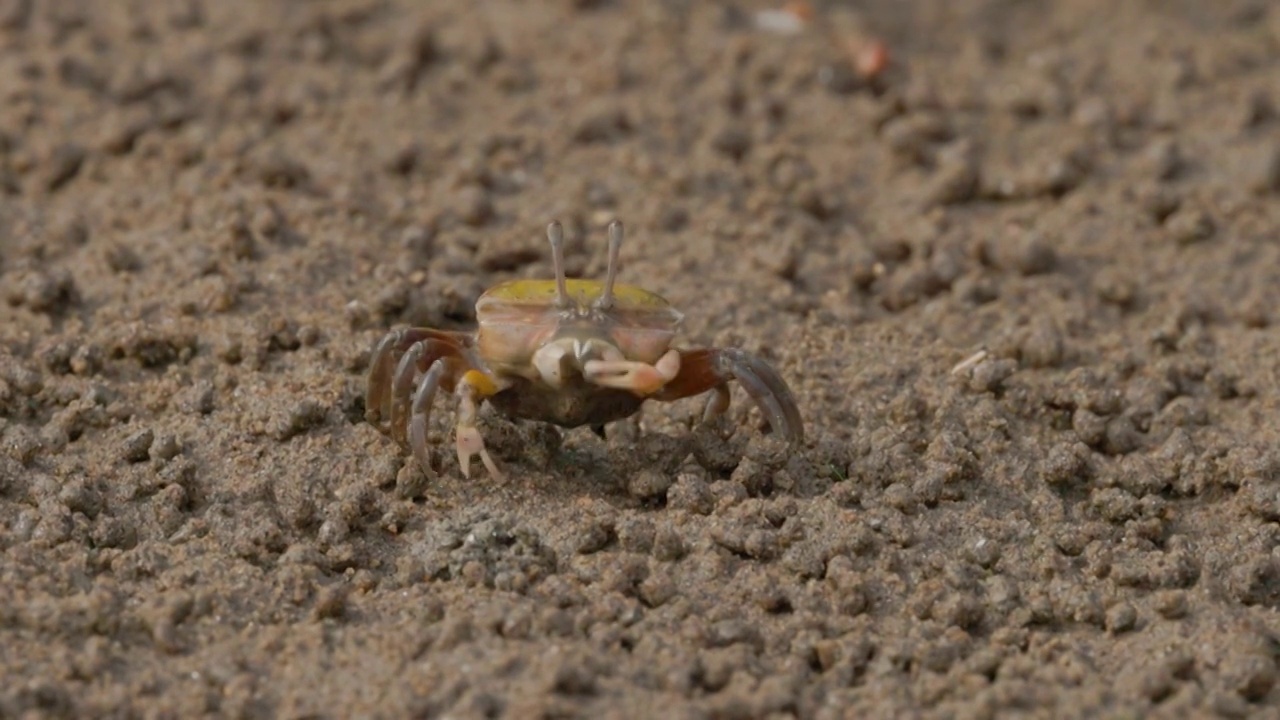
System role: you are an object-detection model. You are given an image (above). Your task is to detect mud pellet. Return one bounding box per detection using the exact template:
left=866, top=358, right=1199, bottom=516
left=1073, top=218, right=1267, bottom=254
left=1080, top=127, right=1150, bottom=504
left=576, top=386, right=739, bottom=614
left=121, top=428, right=155, bottom=463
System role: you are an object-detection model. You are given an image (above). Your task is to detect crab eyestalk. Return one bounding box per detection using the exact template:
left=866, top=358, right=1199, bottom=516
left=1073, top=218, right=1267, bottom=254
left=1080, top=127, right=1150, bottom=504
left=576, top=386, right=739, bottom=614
left=594, top=220, right=624, bottom=310
left=546, top=221, right=571, bottom=308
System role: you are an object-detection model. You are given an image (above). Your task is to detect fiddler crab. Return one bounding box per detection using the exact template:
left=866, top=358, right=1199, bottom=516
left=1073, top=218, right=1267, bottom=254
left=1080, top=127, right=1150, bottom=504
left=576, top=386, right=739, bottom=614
left=364, top=220, right=805, bottom=479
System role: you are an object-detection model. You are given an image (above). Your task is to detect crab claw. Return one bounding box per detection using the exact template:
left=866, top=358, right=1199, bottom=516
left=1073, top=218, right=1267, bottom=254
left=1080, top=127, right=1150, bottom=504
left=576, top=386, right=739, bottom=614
left=582, top=348, right=682, bottom=396
left=456, top=425, right=502, bottom=480
left=655, top=348, right=805, bottom=445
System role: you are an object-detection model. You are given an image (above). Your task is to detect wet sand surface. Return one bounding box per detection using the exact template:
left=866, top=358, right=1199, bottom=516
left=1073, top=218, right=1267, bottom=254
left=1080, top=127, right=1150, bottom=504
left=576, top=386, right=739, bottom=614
left=2, top=1, right=1280, bottom=717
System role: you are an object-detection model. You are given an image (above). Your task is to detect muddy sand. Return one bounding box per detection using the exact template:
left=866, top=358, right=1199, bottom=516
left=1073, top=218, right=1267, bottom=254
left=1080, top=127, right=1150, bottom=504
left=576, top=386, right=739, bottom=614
left=3, top=0, right=1280, bottom=717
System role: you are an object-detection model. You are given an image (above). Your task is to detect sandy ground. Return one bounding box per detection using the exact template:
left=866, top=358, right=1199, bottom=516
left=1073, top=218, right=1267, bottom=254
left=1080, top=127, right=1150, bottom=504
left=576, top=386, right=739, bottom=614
left=2, top=0, right=1280, bottom=717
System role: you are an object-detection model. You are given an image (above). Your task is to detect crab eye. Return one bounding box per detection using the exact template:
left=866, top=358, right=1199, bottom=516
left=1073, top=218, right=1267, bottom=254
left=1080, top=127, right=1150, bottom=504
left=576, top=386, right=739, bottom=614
left=546, top=221, right=571, bottom=308
left=592, top=220, right=624, bottom=310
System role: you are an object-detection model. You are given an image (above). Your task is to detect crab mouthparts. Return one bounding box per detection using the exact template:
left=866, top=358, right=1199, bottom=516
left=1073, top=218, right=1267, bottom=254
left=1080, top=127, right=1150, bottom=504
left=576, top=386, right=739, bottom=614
left=533, top=337, right=613, bottom=387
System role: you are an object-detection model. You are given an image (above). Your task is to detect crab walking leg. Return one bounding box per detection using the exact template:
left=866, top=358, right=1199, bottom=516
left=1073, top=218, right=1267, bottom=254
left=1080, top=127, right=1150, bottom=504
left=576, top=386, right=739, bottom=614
left=388, top=339, right=463, bottom=446
left=366, top=328, right=469, bottom=430
left=701, top=384, right=732, bottom=423
left=721, top=349, right=805, bottom=444
left=582, top=348, right=682, bottom=395
left=407, top=359, right=448, bottom=475
left=653, top=348, right=805, bottom=445
left=454, top=370, right=503, bottom=479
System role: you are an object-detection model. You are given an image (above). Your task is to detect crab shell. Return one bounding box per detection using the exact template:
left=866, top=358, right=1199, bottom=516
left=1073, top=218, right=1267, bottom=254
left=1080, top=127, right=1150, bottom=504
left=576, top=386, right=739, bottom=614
left=474, top=277, right=684, bottom=377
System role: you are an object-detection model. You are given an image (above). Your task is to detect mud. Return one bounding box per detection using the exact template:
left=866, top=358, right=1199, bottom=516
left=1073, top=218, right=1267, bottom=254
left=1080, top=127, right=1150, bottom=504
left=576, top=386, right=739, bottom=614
left=2, top=1, right=1280, bottom=717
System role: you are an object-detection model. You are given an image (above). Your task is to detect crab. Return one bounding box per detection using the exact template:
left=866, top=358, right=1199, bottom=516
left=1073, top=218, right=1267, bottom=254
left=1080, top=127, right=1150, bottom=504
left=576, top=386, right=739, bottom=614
left=364, top=220, right=805, bottom=479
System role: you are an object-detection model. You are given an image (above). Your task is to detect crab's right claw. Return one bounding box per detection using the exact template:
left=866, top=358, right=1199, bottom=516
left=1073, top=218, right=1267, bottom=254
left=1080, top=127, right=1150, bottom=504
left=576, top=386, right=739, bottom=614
left=655, top=348, right=805, bottom=446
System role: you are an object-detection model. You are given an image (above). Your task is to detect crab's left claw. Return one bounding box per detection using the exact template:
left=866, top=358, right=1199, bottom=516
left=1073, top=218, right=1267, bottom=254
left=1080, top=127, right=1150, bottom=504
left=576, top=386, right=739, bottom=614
left=654, top=348, right=805, bottom=445
left=582, top=348, right=681, bottom=396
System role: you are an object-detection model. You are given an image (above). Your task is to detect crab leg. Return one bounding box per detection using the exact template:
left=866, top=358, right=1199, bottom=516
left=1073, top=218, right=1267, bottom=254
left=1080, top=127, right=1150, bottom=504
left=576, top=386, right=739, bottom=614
left=388, top=339, right=465, bottom=446
left=366, top=328, right=471, bottom=430
left=407, top=359, right=447, bottom=474
left=390, top=340, right=507, bottom=479
left=653, top=348, right=805, bottom=445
